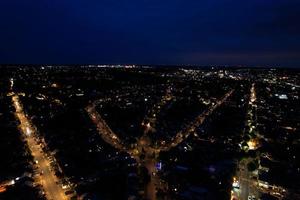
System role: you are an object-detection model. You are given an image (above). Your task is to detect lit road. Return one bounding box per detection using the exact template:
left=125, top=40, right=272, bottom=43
left=233, top=158, right=258, bottom=200
left=159, top=89, right=234, bottom=151
left=232, top=83, right=260, bottom=200
left=86, top=89, right=234, bottom=200
left=240, top=161, right=250, bottom=200
left=86, top=105, right=127, bottom=152
left=250, top=83, right=256, bottom=104
left=231, top=83, right=286, bottom=200
left=233, top=158, right=286, bottom=200
left=231, top=83, right=258, bottom=200
left=144, top=87, right=173, bottom=125
left=11, top=93, right=69, bottom=200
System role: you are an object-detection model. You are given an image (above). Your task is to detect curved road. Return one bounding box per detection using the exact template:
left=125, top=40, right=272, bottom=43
left=86, top=89, right=235, bottom=200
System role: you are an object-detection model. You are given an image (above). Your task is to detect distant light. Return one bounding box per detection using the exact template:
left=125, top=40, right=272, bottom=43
left=156, top=162, right=162, bottom=171
left=208, top=166, right=216, bottom=173
left=278, top=94, right=288, bottom=100
left=10, top=180, right=15, bottom=185
left=10, top=78, right=14, bottom=89
left=232, top=178, right=239, bottom=188
left=51, top=83, right=59, bottom=88
left=247, top=139, right=259, bottom=150
left=26, top=127, right=32, bottom=136
left=146, top=123, right=151, bottom=128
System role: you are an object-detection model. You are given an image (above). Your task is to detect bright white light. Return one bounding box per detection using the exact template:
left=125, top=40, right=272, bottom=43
left=278, top=94, right=288, bottom=100
left=232, top=181, right=239, bottom=188
left=26, top=127, right=32, bottom=136
left=146, top=123, right=151, bottom=128
left=10, top=78, right=14, bottom=89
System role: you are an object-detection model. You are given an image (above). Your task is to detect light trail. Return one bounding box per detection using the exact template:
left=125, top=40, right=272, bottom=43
left=11, top=93, right=69, bottom=200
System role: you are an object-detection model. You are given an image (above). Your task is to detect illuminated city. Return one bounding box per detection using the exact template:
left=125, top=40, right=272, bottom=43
left=0, top=0, right=300, bottom=199
left=0, top=66, right=299, bottom=200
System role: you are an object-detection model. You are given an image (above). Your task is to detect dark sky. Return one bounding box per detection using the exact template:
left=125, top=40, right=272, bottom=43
left=0, top=0, right=300, bottom=67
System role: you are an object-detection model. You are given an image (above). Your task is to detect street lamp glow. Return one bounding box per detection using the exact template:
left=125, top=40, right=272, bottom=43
left=26, top=127, right=32, bottom=136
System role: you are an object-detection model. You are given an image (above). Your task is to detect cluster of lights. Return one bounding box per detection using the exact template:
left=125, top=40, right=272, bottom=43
left=232, top=177, right=240, bottom=189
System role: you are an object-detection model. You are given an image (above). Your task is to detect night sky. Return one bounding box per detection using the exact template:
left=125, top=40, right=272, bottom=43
left=0, top=0, right=299, bottom=67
